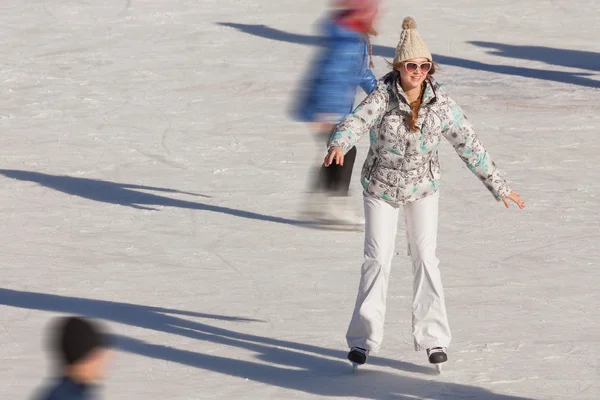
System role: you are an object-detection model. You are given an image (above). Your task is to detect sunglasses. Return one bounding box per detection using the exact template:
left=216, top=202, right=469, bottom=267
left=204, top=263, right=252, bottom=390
left=403, top=61, right=432, bottom=74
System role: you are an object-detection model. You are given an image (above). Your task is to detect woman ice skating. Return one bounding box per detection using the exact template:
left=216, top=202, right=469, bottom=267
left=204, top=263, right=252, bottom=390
left=292, top=0, right=380, bottom=226
left=324, top=16, right=525, bottom=370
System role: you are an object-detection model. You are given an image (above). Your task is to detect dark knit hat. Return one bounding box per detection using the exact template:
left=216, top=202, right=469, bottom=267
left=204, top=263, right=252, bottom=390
left=52, top=316, right=110, bottom=365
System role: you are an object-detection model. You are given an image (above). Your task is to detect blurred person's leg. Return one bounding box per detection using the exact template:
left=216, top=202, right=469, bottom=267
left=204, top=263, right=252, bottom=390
left=302, top=130, right=363, bottom=225
left=328, top=145, right=356, bottom=195
left=300, top=129, right=332, bottom=220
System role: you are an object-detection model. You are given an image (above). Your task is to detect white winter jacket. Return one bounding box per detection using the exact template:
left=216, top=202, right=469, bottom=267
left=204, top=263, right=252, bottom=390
left=328, top=71, right=512, bottom=205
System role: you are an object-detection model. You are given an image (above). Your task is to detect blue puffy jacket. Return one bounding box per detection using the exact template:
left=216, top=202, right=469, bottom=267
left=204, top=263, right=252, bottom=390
left=291, top=17, right=378, bottom=125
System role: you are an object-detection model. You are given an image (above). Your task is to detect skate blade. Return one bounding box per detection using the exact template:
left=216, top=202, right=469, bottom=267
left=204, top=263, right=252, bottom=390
left=434, top=363, right=444, bottom=374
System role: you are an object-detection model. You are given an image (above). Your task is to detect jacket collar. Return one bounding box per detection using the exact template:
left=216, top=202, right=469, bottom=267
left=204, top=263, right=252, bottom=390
left=383, top=71, right=440, bottom=105
left=382, top=71, right=443, bottom=131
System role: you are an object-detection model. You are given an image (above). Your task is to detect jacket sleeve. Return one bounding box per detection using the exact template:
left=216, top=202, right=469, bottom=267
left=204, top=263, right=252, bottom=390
left=359, top=68, right=378, bottom=94
left=442, top=98, right=512, bottom=200
left=328, top=87, right=388, bottom=154
left=311, top=39, right=359, bottom=123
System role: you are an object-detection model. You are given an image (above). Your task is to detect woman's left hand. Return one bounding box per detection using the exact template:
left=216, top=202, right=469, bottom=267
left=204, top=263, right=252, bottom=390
left=502, top=191, right=525, bottom=209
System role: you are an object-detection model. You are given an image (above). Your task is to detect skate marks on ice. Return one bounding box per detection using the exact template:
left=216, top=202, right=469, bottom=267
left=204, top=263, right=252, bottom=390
left=217, top=23, right=600, bottom=89
left=300, top=221, right=365, bottom=232
left=0, top=289, right=533, bottom=400
left=42, top=0, right=132, bottom=22
left=0, top=169, right=312, bottom=226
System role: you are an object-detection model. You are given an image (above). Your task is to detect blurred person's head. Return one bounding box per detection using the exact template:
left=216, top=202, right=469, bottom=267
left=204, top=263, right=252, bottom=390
left=49, top=316, right=112, bottom=384
left=331, top=0, right=380, bottom=35
left=392, top=17, right=435, bottom=92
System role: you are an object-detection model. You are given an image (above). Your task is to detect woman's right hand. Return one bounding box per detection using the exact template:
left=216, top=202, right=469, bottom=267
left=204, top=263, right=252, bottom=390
left=324, top=147, right=344, bottom=167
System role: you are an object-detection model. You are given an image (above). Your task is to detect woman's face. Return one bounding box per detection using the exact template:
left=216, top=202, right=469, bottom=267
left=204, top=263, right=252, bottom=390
left=398, top=57, right=432, bottom=91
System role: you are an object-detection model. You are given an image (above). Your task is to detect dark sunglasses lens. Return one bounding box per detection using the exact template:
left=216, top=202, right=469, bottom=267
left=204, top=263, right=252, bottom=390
left=405, top=63, right=418, bottom=72
left=420, top=63, right=432, bottom=73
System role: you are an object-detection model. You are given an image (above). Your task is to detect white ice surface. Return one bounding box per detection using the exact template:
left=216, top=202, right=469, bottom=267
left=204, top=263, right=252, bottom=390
left=0, top=1, right=599, bottom=399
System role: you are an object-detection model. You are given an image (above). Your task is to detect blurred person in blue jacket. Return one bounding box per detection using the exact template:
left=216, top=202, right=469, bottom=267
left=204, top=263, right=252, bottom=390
left=34, top=316, right=112, bottom=400
left=292, top=0, right=380, bottom=226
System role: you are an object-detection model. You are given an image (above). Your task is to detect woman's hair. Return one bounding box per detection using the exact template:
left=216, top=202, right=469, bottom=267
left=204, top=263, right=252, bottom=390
left=387, top=60, right=437, bottom=132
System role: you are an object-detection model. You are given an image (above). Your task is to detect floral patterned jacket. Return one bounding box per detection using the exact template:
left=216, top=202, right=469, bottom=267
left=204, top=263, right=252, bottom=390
left=328, top=71, right=512, bottom=205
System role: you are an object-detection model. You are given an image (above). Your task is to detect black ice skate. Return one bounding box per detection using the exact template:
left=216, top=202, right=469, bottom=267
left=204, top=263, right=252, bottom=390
left=347, top=347, right=368, bottom=370
left=426, top=347, right=448, bottom=373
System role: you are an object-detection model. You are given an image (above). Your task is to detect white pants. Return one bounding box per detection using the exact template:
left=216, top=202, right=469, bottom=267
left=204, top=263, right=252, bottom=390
left=346, top=192, right=451, bottom=352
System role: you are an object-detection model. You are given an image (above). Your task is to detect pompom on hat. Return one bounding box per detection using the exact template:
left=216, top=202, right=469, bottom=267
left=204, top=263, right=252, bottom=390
left=393, top=17, right=432, bottom=64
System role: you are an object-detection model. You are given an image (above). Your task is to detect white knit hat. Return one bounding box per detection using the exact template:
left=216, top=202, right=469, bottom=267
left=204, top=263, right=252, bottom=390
left=393, top=17, right=432, bottom=64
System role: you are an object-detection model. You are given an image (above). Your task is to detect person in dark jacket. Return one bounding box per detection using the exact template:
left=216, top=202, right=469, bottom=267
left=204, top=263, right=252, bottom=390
left=34, top=316, right=112, bottom=400
left=292, top=0, right=380, bottom=226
